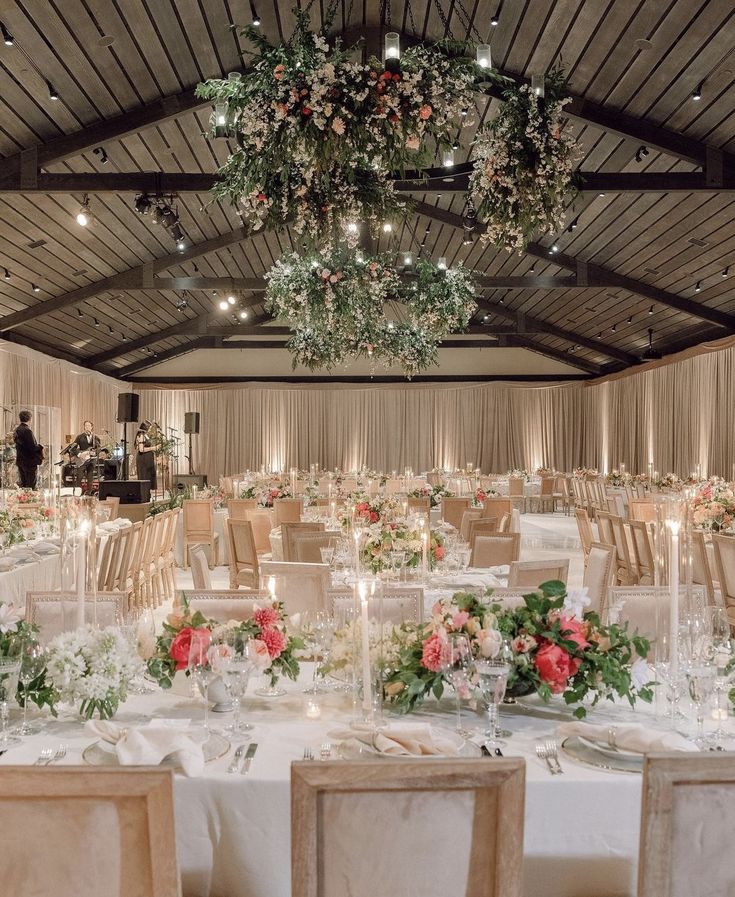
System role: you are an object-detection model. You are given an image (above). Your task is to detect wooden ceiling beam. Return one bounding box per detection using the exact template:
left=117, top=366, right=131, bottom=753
left=504, top=335, right=603, bottom=375
left=417, top=202, right=735, bottom=332
left=116, top=338, right=208, bottom=378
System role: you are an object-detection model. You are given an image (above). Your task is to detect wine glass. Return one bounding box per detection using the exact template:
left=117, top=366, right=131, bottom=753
left=16, top=639, right=46, bottom=735
left=475, top=658, right=510, bottom=748
left=707, top=607, right=733, bottom=744
left=441, top=633, right=473, bottom=736
left=212, top=630, right=254, bottom=735
left=0, top=649, right=21, bottom=749
left=188, top=631, right=214, bottom=734
left=686, top=663, right=717, bottom=747
left=319, top=545, right=335, bottom=567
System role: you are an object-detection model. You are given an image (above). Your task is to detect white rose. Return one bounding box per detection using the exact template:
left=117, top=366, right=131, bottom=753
left=480, top=631, right=502, bottom=658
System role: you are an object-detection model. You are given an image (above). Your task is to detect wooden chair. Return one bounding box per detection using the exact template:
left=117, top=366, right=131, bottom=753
left=407, top=496, right=430, bottom=515
left=228, top=498, right=258, bottom=519
left=190, top=547, right=212, bottom=590
left=281, top=521, right=325, bottom=562
left=292, top=531, right=339, bottom=564
left=603, top=586, right=705, bottom=642
left=629, top=520, right=655, bottom=586
left=259, top=560, right=330, bottom=615
left=118, top=520, right=143, bottom=609
left=185, top=588, right=270, bottom=623
left=274, top=498, right=304, bottom=527
left=610, top=514, right=638, bottom=585
left=595, top=510, right=616, bottom=547
left=440, top=497, right=470, bottom=531
left=629, top=500, right=657, bottom=523
left=534, top=477, right=556, bottom=513
left=244, top=509, right=274, bottom=556
left=554, top=476, right=571, bottom=515
left=575, top=508, right=595, bottom=565
left=0, top=767, right=179, bottom=897
left=459, top=509, right=482, bottom=541
left=99, top=496, right=120, bottom=521
left=182, top=499, right=219, bottom=568
left=467, top=517, right=499, bottom=553
left=25, top=592, right=127, bottom=643
left=483, top=497, right=512, bottom=520
left=638, top=754, right=735, bottom=897
left=162, top=508, right=181, bottom=601
left=291, top=758, right=525, bottom=897
left=507, top=477, right=527, bottom=513
left=508, top=559, right=570, bottom=588
left=96, top=527, right=120, bottom=591
left=712, top=534, right=735, bottom=629
left=481, top=587, right=533, bottom=609
left=471, top=533, right=520, bottom=568
left=691, top=529, right=718, bottom=605
left=327, top=586, right=424, bottom=624
left=582, top=541, right=617, bottom=614
left=226, top=518, right=260, bottom=589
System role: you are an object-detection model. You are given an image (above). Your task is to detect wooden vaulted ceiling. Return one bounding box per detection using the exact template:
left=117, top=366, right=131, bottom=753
left=0, top=0, right=734, bottom=382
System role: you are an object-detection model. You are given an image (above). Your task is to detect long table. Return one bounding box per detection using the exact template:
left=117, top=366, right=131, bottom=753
left=0, top=663, right=697, bottom=897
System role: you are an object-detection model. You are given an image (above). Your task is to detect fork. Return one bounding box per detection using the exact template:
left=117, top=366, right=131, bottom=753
left=545, top=739, right=563, bottom=775
left=535, top=743, right=557, bottom=776
left=319, top=742, right=332, bottom=761
left=34, top=748, right=53, bottom=766
left=303, top=747, right=314, bottom=760
left=46, top=744, right=67, bottom=765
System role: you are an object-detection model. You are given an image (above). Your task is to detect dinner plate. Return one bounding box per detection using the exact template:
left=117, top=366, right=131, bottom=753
left=561, top=736, right=642, bottom=773
left=577, top=735, right=641, bottom=762
left=337, top=727, right=481, bottom=760
left=82, top=731, right=230, bottom=769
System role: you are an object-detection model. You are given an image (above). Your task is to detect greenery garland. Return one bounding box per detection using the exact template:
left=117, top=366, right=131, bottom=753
left=469, top=68, right=580, bottom=253
left=265, top=250, right=476, bottom=376
left=196, top=10, right=476, bottom=246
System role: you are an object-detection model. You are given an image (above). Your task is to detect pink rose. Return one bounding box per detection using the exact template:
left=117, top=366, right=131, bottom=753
left=434, top=545, right=445, bottom=560
left=421, top=633, right=448, bottom=672
left=170, top=627, right=211, bottom=671
left=451, top=611, right=469, bottom=630
left=419, top=104, right=432, bottom=120
left=273, top=64, right=286, bottom=80
left=558, top=616, right=590, bottom=652
left=534, top=642, right=574, bottom=694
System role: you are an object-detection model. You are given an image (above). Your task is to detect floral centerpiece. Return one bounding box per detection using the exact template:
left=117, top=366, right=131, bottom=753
left=470, top=67, right=579, bottom=253
left=198, top=484, right=228, bottom=509
left=257, top=482, right=292, bottom=507
left=5, top=487, right=40, bottom=506
left=383, top=581, right=652, bottom=717
left=0, top=509, right=24, bottom=547
left=692, top=477, right=735, bottom=532
left=573, top=467, right=599, bottom=478
left=360, top=521, right=445, bottom=574
left=45, top=625, right=142, bottom=720
left=338, top=494, right=402, bottom=529
left=507, top=468, right=529, bottom=480
left=653, top=472, right=684, bottom=491
left=605, top=469, right=632, bottom=487
left=146, top=596, right=302, bottom=690
left=408, top=483, right=453, bottom=508
left=196, top=11, right=476, bottom=246
left=0, top=598, right=57, bottom=713
left=471, top=487, right=497, bottom=507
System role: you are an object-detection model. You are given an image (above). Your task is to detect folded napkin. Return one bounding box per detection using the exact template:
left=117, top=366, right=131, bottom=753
left=557, top=721, right=699, bottom=754
left=31, top=541, right=59, bottom=554
left=0, top=557, right=17, bottom=571
left=86, top=719, right=209, bottom=776
left=335, top=722, right=461, bottom=756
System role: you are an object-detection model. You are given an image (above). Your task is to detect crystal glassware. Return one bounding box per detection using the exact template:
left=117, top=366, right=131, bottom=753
left=475, top=658, right=510, bottom=747
left=0, top=655, right=21, bottom=749
left=686, top=663, right=717, bottom=747
left=16, top=639, right=46, bottom=735
left=188, top=631, right=214, bottom=733
left=211, top=631, right=254, bottom=735
left=441, top=633, right=473, bottom=737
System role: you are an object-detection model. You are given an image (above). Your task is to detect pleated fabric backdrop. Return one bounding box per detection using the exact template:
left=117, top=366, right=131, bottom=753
left=1, top=335, right=734, bottom=483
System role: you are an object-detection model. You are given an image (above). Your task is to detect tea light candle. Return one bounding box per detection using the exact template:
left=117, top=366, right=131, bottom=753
left=305, top=700, right=321, bottom=720
left=192, top=485, right=198, bottom=500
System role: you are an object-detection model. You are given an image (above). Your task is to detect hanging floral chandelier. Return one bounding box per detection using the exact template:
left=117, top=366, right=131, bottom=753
left=196, top=10, right=477, bottom=247
left=264, top=249, right=476, bottom=377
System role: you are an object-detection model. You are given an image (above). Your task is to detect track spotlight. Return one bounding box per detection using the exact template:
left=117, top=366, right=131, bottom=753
left=634, top=145, right=649, bottom=163
left=462, top=231, right=475, bottom=246
left=46, top=80, right=59, bottom=100
left=723, top=267, right=729, bottom=278
left=134, top=193, right=152, bottom=215
left=568, top=218, right=578, bottom=231
left=93, top=317, right=100, bottom=327
left=177, top=239, right=186, bottom=251
left=122, top=334, right=129, bottom=341
left=77, top=308, right=83, bottom=318
left=627, top=315, right=633, bottom=324
left=218, top=300, right=229, bottom=311
left=437, top=257, right=448, bottom=271
left=108, top=325, right=114, bottom=335
left=643, top=327, right=662, bottom=360
left=227, top=295, right=236, bottom=305
left=1, top=22, right=14, bottom=46
left=239, top=309, right=248, bottom=320
left=648, top=305, right=654, bottom=315
left=250, top=2, right=261, bottom=26
left=3, top=268, right=9, bottom=280
left=694, top=281, right=701, bottom=292
left=93, top=146, right=108, bottom=164
left=32, top=283, right=40, bottom=292
left=692, top=83, right=702, bottom=101
left=611, top=323, right=617, bottom=333
left=76, top=194, right=91, bottom=227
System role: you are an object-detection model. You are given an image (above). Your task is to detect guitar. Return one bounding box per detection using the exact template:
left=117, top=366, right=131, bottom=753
left=70, top=449, right=95, bottom=468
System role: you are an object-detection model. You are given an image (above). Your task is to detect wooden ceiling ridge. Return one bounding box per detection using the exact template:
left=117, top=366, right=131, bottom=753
left=415, top=202, right=735, bottom=332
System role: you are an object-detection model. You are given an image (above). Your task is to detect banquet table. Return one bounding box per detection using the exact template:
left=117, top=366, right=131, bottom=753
left=0, top=663, right=701, bottom=897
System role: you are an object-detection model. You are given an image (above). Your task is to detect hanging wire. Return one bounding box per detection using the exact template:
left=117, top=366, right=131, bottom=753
left=404, top=0, right=418, bottom=36
left=451, top=0, right=485, bottom=42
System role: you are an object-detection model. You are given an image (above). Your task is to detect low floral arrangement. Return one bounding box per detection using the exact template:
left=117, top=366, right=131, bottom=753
left=653, top=472, right=684, bottom=491
left=573, top=467, right=599, bottom=479
left=338, top=494, right=402, bottom=530
left=265, top=250, right=476, bottom=376
left=470, top=68, right=579, bottom=253
left=196, top=10, right=476, bottom=246
left=45, top=625, right=142, bottom=720
left=0, top=509, right=24, bottom=546
left=146, top=596, right=302, bottom=690
left=382, top=582, right=652, bottom=718
left=692, top=477, right=735, bottom=533
left=507, top=468, right=530, bottom=480
left=360, top=522, right=445, bottom=574
left=605, top=469, right=632, bottom=487
left=0, top=599, right=57, bottom=713
left=5, top=487, right=40, bottom=506
left=408, top=483, right=454, bottom=508
left=471, top=487, right=497, bottom=508
left=197, top=485, right=228, bottom=509
left=255, top=482, right=293, bottom=507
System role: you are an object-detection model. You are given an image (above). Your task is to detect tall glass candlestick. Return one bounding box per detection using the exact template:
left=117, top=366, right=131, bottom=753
left=667, top=519, right=680, bottom=682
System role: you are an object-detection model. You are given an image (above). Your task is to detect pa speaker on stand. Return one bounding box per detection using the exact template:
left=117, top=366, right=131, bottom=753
left=116, top=392, right=140, bottom=480
left=184, top=412, right=200, bottom=474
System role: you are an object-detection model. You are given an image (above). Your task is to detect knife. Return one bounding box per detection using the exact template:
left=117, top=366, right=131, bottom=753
left=241, top=742, right=258, bottom=775
left=480, top=744, right=492, bottom=757
left=227, top=743, right=246, bottom=774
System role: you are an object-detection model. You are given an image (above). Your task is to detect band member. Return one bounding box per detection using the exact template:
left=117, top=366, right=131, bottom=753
left=73, top=420, right=101, bottom=495
left=13, top=410, right=43, bottom=489
left=98, top=448, right=119, bottom=481
left=135, top=421, right=157, bottom=490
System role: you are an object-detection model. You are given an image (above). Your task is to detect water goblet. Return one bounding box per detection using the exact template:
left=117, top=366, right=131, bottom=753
left=475, top=658, right=510, bottom=748
left=441, top=633, right=473, bottom=737
left=212, top=631, right=255, bottom=735
left=319, top=545, right=335, bottom=568
left=188, top=631, right=214, bottom=734
left=0, top=655, right=21, bottom=749
left=16, top=639, right=46, bottom=735
left=686, top=663, right=717, bottom=747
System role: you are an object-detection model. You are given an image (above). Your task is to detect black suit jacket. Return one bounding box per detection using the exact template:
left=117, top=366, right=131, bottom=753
left=14, top=423, right=41, bottom=467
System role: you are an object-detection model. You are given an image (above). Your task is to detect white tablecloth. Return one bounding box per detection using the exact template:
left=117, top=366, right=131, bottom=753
left=0, top=663, right=698, bottom=897
left=0, top=552, right=59, bottom=604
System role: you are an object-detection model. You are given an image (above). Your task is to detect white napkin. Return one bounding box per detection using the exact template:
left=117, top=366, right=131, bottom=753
left=0, top=557, right=17, bottom=571
left=557, top=721, right=699, bottom=754
left=335, top=722, right=461, bottom=756
left=31, top=541, right=59, bottom=554
left=86, top=719, right=209, bottom=776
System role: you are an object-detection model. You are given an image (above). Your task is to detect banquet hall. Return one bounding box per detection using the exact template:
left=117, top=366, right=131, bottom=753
left=1, top=1, right=735, bottom=895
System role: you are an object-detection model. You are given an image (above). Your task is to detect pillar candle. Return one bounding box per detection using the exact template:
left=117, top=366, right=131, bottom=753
left=421, top=531, right=429, bottom=579
left=668, top=523, right=680, bottom=680
left=353, top=529, right=362, bottom=578
left=358, top=581, right=372, bottom=715
left=76, top=522, right=89, bottom=629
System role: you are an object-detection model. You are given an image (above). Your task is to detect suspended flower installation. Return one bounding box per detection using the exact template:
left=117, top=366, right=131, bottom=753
left=196, top=10, right=476, bottom=246
left=265, top=250, right=476, bottom=377
left=469, top=68, right=580, bottom=254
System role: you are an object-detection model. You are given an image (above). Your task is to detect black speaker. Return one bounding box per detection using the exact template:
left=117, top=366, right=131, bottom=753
left=184, top=412, right=200, bottom=435
left=173, top=473, right=207, bottom=491
left=117, top=393, right=139, bottom=423
left=99, top=479, right=151, bottom=504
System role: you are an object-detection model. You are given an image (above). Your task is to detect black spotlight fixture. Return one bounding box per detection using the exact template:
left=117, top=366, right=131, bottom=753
left=250, top=2, right=261, bottom=26
left=694, top=281, right=701, bottom=293
left=31, top=283, right=40, bottom=293
left=46, top=80, right=59, bottom=100
left=93, top=146, right=108, bottom=164
left=648, top=305, right=654, bottom=315
left=692, top=83, right=702, bottom=101
left=134, top=193, right=152, bottom=215
left=1, top=22, right=14, bottom=45
left=3, top=268, right=9, bottom=280
left=643, top=328, right=662, bottom=360
left=723, top=267, right=729, bottom=278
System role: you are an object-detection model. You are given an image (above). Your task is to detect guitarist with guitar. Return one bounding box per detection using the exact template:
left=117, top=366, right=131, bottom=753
left=13, top=410, right=44, bottom=489
left=71, top=420, right=101, bottom=496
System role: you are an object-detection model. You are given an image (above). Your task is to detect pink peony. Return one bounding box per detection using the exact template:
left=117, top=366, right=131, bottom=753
left=253, top=606, right=280, bottom=629
left=249, top=639, right=272, bottom=671
left=419, top=104, right=432, bottom=120
left=260, top=626, right=287, bottom=660
left=170, top=627, right=211, bottom=671
left=558, top=616, right=590, bottom=652
left=451, top=611, right=469, bottom=630
left=534, top=642, right=575, bottom=694
left=421, top=633, right=448, bottom=672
